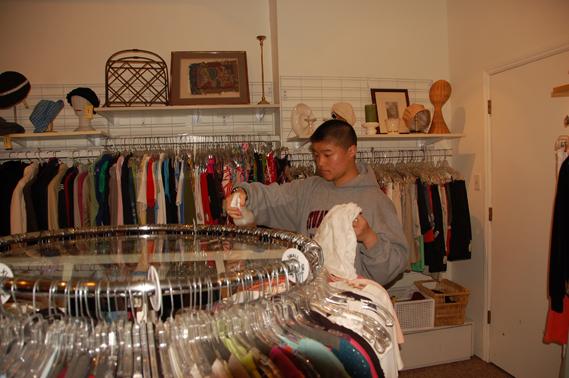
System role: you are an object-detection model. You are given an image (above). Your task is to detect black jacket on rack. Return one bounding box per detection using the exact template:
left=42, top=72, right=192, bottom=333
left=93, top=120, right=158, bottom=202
left=0, top=161, right=28, bottom=236
left=31, top=158, right=60, bottom=231
left=448, top=180, right=472, bottom=261
left=549, top=157, right=569, bottom=313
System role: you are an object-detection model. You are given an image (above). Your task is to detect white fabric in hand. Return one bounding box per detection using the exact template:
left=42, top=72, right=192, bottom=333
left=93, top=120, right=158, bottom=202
left=230, top=192, right=255, bottom=226
left=314, top=202, right=361, bottom=280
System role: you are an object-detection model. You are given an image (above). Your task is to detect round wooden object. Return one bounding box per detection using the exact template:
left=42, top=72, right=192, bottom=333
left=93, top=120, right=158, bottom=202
left=403, top=104, right=431, bottom=132
left=429, top=80, right=451, bottom=134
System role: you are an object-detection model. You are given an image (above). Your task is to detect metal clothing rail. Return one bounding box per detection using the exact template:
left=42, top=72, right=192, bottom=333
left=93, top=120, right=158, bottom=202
left=0, top=261, right=296, bottom=310
left=104, top=134, right=282, bottom=150
left=0, top=147, right=103, bottom=161
left=0, top=134, right=283, bottom=161
left=0, top=225, right=322, bottom=306
left=287, top=147, right=452, bottom=165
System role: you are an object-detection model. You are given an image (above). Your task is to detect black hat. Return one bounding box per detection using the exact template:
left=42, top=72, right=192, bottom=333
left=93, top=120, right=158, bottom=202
left=0, top=117, right=25, bottom=136
left=66, top=87, right=100, bottom=112
left=0, top=71, right=31, bottom=109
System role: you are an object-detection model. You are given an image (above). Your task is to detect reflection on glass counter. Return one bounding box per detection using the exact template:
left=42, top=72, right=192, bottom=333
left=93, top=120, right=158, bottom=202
left=1, top=233, right=287, bottom=282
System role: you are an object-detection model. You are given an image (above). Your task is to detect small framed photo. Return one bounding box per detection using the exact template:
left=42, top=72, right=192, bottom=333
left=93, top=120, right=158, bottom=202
left=170, top=51, right=250, bottom=105
left=371, top=88, right=410, bottom=133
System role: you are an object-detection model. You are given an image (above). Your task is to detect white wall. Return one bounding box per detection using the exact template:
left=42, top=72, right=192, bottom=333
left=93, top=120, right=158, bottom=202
left=0, top=0, right=449, bottom=85
left=447, top=0, right=569, bottom=359
left=0, top=0, right=272, bottom=84
left=277, top=0, right=448, bottom=79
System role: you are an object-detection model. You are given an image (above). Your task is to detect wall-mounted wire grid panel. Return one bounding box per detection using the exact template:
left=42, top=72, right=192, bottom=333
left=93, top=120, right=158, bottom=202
left=280, top=75, right=439, bottom=150
left=0, top=81, right=275, bottom=153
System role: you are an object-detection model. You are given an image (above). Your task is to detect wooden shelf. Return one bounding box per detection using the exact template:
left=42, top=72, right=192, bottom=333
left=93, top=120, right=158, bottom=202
left=2, top=130, right=108, bottom=150
left=287, top=133, right=464, bottom=144
left=96, top=104, right=280, bottom=112
left=96, top=103, right=280, bottom=122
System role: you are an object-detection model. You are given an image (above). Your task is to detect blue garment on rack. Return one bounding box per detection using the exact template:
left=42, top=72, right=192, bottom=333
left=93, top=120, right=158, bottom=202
left=94, top=154, right=114, bottom=226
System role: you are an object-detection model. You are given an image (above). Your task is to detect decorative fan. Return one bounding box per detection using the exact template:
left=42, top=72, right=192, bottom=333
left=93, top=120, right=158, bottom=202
left=290, top=103, right=316, bottom=138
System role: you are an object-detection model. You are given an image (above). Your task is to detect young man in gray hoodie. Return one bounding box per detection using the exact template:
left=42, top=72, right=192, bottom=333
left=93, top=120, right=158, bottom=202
left=226, top=119, right=409, bottom=286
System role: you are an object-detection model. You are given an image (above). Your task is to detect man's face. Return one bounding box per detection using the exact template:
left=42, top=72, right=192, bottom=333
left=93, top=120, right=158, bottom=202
left=311, top=140, right=357, bottom=185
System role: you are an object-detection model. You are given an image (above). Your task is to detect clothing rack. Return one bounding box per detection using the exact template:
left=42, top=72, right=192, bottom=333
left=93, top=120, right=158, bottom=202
left=0, top=148, right=103, bottom=161
left=0, top=134, right=283, bottom=161
left=287, top=147, right=452, bottom=165
left=104, top=134, right=282, bottom=152
left=0, top=225, right=323, bottom=307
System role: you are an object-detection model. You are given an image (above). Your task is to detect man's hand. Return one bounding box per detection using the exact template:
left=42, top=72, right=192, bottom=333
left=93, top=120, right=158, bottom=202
left=225, top=188, right=247, bottom=220
left=352, top=213, right=378, bottom=249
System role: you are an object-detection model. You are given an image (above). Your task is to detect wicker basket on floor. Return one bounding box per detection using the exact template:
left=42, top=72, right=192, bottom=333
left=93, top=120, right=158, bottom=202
left=414, top=279, right=469, bottom=326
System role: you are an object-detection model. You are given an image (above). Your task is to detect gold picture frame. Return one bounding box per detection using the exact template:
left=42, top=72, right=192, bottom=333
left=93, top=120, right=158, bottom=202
left=170, top=51, right=250, bottom=105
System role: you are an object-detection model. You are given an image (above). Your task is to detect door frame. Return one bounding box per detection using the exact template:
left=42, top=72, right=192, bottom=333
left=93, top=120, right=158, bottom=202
left=482, top=42, right=569, bottom=362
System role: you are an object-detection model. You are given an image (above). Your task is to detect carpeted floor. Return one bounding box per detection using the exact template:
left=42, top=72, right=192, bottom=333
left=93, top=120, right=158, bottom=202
left=399, top=356, right=514, bottom=378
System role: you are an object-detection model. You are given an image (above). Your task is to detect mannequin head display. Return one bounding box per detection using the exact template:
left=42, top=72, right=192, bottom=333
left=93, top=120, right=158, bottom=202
left=65, top=87, right=100, bottom=131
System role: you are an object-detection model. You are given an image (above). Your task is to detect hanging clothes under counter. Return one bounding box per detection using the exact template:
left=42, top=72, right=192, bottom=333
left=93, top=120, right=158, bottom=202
left=0, top=145, right=291, bottom=234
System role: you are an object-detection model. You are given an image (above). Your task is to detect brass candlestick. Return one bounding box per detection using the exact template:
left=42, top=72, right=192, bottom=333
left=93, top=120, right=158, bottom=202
left=257, top=35, right=269, bottom=104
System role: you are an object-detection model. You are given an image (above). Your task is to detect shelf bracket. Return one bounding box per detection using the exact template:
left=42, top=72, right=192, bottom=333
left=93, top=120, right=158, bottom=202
left=192, top=110, right=201, bottom=124
left=3, top=136, right=13, bottom=150
left=255, top=109, right=266, bottom=121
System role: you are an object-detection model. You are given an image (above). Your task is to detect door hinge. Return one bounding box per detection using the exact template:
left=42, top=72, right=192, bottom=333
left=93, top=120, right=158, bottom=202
left=487, top=99, right=492, bottom=115
left=487, top=310, right=491, bottom=324
left=489, top=207, right=493, bottom=222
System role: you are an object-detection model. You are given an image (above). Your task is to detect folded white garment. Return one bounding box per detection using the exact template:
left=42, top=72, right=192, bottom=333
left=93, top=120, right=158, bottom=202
left=314, top=202, right=361, bottom=279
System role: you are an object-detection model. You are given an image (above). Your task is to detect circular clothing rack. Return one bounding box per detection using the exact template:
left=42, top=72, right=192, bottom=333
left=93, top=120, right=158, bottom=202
left=0, top=224, right=323, bottom=312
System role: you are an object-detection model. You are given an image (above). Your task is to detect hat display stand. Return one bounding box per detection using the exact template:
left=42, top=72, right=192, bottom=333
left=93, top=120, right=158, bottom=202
left=428, top=80, right=451, bottom=134
left=72, top=96, right=96, bottom=132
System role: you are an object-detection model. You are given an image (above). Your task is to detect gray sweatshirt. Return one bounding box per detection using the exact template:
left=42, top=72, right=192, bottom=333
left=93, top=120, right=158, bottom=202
left=237, top=163, right=409, bottom=285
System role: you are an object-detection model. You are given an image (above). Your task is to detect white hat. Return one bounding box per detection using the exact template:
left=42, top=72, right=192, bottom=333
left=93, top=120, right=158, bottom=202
left=331, top=102, right=356, bottom=126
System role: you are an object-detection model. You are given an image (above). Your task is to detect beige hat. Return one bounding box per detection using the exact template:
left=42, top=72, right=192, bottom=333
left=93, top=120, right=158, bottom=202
left=331, top=102, right=356, bottom=126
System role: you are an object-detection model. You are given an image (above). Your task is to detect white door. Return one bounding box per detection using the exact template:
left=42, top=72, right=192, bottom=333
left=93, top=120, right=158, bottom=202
left=489, top=51, right=569, bottom=377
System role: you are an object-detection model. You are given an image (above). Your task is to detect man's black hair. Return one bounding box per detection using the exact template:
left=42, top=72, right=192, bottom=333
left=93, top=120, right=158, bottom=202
left=309, top=119, right=357, bottom=149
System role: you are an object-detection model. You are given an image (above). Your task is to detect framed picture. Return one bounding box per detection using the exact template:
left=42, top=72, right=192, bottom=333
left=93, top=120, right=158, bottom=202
left=170, top=51, right=250, bottom=105
left=371, top=88, right=410, bottom=133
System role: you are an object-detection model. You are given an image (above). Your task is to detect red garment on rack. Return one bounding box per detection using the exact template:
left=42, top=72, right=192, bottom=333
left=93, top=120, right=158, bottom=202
left=544, top=296, right=569, bottom=344
left=146, top=158, right=155, bottom=209
left=200, top=172, right=213, bottom=225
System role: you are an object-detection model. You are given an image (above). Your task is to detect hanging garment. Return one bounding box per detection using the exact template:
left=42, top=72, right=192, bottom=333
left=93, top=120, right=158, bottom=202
left=121, top=154, right=134, bottom=225
left=146, top=157, right=156, bottom=224
left=75, top=168, right=89, bottom=228
left=176, top=159, right=186, bottom=224
left=183, top=162, right=197, bottom=225
left=314, top=203, right=362, bottom=280
left=194, top=167, right=205, bottom=225
left=31, top=158, right=59, bottom=231
left=200, top=171, right=213, bottom=225
left=165, top=157, right=178, bottom=224
left=0, top=161, right=27, bottom=236
left=47, top=162, right=68, bottom=230
left=109, top=162, right=118, bottom=226
left=425, top=184, right=447, bottom=273
left=115, top=155, right=125, bottom=226
left=280, top=336, right=350, bottom=378
left=155, top=153, right=167, bottom=224
left=22, top=165, right=39, bottom=232
left=80, top=170, right=92, bottom=227
left=207, top=172, right=223, bottom=224
left=401, top=183, right=418, bottom=264
left=10, top=162, right=38, bottom=234
left=57, top=166, right=74, bottom=229
left=447, top=180, right=472, bottom=261
left=547, top=157, right=569, bottom=319
left=136, top=155, right=150, bottom=225
left=95, top=154, right=114, bottom=226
